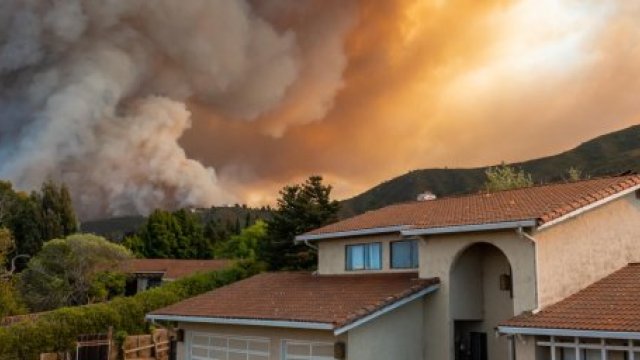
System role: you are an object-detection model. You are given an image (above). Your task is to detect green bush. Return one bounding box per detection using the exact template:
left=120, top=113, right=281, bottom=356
left=0, top=260, right=262, bottom=360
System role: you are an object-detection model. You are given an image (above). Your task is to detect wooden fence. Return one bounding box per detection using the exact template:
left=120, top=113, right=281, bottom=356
left=122, top=329, right=171, bottom=360
left=40, top=328, right=173, bottom=360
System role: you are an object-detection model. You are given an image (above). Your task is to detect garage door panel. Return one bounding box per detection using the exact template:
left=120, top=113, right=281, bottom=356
left=189, top=332, right=270, bottom=360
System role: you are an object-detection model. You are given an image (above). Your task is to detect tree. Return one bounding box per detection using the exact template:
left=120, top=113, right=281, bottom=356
left=19, top=234, right=131, bottom=311
left=124, top=208, right=211, bottom=259
left=0, top=225, right=24, bottom=316
left=214, top=220, right=268, bottom=260
left=567, top=167, right=587, bottom=182
left=9, top=193, right=44, bottom=257
left=3, top=180, right=79, bottom=259
left=0, top=279, right=26, bottom=318
left=484, top=163, right=533, bottom=192
left=35, top=180, right=78, bottom=241
left=0, top=228, right=13, bottom=266
left=264, top=176, right=340, bottom=270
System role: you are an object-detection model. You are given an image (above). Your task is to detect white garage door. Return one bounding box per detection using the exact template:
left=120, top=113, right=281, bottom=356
left=189, top=332, right=270, bottom=360
left=282, top=340, right=335, bottom=360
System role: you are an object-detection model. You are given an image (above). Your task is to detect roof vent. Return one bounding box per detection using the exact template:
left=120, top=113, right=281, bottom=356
left=417, top=191, right=437, bottom=201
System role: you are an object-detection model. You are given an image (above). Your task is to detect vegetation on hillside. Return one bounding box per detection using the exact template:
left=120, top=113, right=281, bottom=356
left=121, top=206, right=270, bottom=260
left=340, top=124, right=640, bottom=216
left=213, top=220, right=267, bottom=261
left=484, top=164, right=533, bottom=192
left=81, top=205, right=272, bottom=242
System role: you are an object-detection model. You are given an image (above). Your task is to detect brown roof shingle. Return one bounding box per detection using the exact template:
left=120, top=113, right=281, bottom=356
left=149, top=272, right=438, bottom=328
left=123, top=259, right=232, bottom=280
left=306, top=175, right=640, bottom=236
left=502, top=263, right=640, bottom=332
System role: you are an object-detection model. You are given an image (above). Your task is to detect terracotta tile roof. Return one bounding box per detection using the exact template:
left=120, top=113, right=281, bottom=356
left=149, top=272, right=439, bottom=329
left=122, top=259, right=232, bottom=280
left=502, top=263, right=640, bottom=332
left=306, top=175, right=640, bottom=236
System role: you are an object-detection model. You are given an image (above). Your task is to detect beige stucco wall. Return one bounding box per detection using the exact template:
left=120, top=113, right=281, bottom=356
left=535, top=192, right=640, bottom=308
left=514, top=336, right=537, bottom=360
left=177, top=322, right=345, bottom=360
left=347, top=298, right=425, bottom=360
left=317, top=233, right=418, bottom=275
left=482, top=246, right=514, bottom=360
left=175, top=299, right=424, bottom=360
left=420, top=231, right=537, bottom=360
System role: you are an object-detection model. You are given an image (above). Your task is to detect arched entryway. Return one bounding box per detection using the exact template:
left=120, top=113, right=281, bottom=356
left=450, top=242, right=514, bottom=360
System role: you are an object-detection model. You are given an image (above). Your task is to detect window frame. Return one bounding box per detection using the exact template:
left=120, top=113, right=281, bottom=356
left=390, top=239, right=419, bottom=269
left=187, top=331, right=270, bottom=360
left=345, top=242, right=382, bottom=271
left=281, top=339, right=335, bottom=360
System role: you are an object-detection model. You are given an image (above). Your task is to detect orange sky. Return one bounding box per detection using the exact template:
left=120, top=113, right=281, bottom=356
left=181, top=0, right=640, bottom=205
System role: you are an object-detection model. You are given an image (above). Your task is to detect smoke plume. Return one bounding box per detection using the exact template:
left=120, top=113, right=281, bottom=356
left=0, top=0, right=355, bottom=218
left=2, top=1, right=639, bottom=217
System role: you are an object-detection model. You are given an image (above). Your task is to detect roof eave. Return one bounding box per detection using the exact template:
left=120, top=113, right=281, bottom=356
left=295, top=225, right=414, bottom=242
left=400, top=220, right=538, bottom=237
left=145, top=314, right=334, bottom=331
left=498, top=326, right=640, bottom=340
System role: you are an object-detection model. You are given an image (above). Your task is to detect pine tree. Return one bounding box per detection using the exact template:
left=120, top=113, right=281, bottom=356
left=264, top=176, right=340, bottom=270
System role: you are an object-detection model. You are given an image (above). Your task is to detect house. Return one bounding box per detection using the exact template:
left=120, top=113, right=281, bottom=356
left=147, top=175, right=640, bottom=360
left=498, top=263, right=640, bottom=360
left=123, top=259, right=232, bottom=294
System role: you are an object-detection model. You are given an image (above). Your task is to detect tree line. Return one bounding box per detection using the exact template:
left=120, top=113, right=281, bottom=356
left=1, top=175, right=341, bottom=315
left=122, top=175, right=341, bottom=270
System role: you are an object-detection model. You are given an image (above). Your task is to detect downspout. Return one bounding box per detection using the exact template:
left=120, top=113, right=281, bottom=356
left=508, top=335, right=515, bottom=360
left=517, top=227, right=541, bottom=313
left=303, top=239, right=318, bottom=250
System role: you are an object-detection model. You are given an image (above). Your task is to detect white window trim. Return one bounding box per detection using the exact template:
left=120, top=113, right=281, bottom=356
left=187, top=331, right=270, bottom=360
left=345, top=242, right=382, bottom=271
left=536, top=335, right=640, bottom=360
left=280, top=339, right=335, bottom=360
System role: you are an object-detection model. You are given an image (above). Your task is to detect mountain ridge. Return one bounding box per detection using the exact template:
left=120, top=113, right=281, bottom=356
left=338, top=124, right=640, bottom=217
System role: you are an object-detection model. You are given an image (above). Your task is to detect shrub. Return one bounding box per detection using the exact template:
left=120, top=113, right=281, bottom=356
left=0, top=260, right=261, bottom=360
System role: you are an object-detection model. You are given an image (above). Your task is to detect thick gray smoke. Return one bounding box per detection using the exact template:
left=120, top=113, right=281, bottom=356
left=0, top=0, right=355, bottom=218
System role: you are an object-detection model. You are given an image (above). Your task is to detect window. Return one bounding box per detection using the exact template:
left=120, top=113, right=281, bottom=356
left=536, top=336, right=640, bottom=360
left=189, top=332, right=269, bottom=360
left=346, top=243, right=382, bottom=270
left=282, top=340, right=335, bottom=360
left=391, top=240, right=419, bottom=269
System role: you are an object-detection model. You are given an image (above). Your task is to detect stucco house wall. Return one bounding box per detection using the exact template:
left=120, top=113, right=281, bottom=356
left=177, top=322, right=346, bottom=360
left=420, top=231, right=537, bottom=360
left=175, top=300, right=425, bottom=360
left=535, top=192, right=640, bottom=308
left=347, top=298, right=425, bottom=360
left=317, top=233, right=417, bottom=275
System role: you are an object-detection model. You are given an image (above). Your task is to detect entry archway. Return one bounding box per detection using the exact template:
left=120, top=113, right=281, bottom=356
left=450, top=242, right=514, bottom=360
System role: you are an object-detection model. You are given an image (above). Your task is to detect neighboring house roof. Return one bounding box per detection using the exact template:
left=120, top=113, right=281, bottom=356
left=123, top=259, right=232, bottom=280
left=147, top=272, right=439, bottom=334
left=297, top=175, right=640, bottom=241
left=500, top=263, right=640, bottom=335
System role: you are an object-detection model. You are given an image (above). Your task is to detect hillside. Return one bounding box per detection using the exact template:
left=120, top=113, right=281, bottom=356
left=83, top=125, right=640, bottom=230
left=339, top=124, right=640, bottom=217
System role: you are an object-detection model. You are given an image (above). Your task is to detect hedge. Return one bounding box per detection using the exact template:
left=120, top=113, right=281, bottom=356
left=0, top=260, right=262, bottom=360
